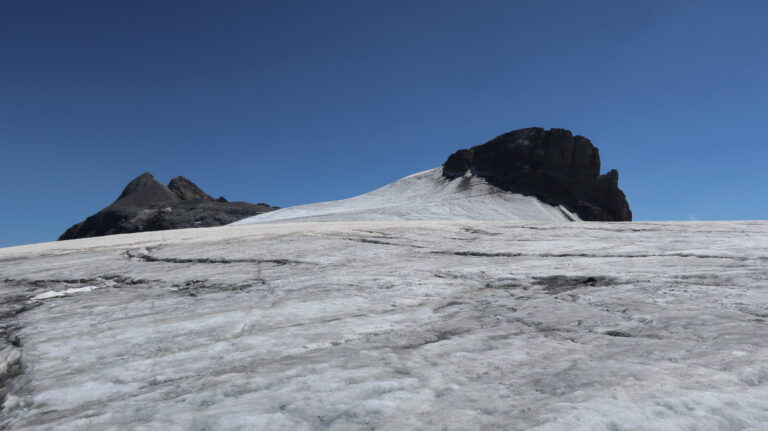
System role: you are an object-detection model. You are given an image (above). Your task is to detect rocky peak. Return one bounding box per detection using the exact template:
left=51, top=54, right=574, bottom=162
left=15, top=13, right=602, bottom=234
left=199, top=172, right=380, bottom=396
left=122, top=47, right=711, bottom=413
left=168, top=176, right=214, bottom=201
left=111, top=172, right=180, bottom=209
left=59, top=172, right=277, bottom=240
left=442, top=127, right=632, bottom=221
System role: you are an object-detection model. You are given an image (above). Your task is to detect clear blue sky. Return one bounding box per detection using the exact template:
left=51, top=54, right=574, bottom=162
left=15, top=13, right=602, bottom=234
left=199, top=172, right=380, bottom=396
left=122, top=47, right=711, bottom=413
left=1, top=0, right=766, bottom=247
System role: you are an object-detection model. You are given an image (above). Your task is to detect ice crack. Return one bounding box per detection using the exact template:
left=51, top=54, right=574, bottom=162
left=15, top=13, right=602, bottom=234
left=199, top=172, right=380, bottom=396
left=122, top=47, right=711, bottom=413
left=125, top=249, right=313, bottom=266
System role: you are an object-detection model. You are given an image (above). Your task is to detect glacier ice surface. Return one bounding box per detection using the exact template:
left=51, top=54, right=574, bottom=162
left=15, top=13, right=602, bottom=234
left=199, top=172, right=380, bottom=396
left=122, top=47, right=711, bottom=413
left=1, top=219, right=767, bottom=430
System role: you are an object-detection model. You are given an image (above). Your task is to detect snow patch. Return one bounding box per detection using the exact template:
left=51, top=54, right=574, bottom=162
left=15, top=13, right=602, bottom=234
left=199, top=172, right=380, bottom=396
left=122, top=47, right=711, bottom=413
left=31, top=278, right=116, bottom=301
left=232, top=167, right=578, bottom=225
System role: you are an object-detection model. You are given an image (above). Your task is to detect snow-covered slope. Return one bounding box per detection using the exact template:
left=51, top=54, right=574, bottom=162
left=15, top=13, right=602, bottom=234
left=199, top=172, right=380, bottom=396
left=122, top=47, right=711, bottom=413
left=232, top=168, right=578, bottom=225
left=2, top=220, right=768, bottom=430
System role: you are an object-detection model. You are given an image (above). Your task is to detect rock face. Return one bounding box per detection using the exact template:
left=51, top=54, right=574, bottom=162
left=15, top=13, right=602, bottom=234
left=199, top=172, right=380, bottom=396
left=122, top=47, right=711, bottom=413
left=443, top=127, right=632, bottom=221
left=59, top=173, right=277, bottom=240
left=167, top=176, right=214, bottom=201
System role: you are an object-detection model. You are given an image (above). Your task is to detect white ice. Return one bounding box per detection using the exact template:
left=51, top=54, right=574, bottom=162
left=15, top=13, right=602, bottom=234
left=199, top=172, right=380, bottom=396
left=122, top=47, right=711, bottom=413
left=232, top=168, right=576, bottom=225
left=1, top=219, right=767, bottom=430
left=31, top=284, right=108, bottom=301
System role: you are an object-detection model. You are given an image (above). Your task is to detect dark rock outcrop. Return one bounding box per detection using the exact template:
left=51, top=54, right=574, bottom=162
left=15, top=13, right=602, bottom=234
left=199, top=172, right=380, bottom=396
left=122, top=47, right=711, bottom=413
left=442, top=128, right=631, bottom=221
left=59, top=173, right=278, bottom=240
left=168, top=176, right=214, bottom=201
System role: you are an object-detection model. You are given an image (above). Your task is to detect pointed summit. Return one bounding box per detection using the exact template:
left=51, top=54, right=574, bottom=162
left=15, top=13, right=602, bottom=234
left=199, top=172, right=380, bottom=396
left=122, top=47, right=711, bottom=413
left=110, top=172, right=180, bottom=209
left=168, top=176, right=213, bottom=201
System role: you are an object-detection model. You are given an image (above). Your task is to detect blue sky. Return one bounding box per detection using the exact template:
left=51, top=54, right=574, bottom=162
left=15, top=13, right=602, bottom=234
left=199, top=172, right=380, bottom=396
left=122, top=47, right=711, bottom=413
left=1, top=0, right=766, bottom=247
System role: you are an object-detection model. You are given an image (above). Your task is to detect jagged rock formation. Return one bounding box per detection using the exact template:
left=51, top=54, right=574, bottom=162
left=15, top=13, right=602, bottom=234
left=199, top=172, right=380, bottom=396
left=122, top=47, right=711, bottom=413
left=167, top=176, right=214, bottom=201
left=59, top=173, right=277, bottom=240
left=443, top=127, right=631, bottom=221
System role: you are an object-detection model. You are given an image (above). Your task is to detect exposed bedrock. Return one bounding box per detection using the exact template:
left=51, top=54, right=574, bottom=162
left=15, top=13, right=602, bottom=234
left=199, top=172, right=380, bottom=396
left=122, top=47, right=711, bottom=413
left=59, top=173, right=278, bottom=240
left=443, top=127, right=632, bottom=221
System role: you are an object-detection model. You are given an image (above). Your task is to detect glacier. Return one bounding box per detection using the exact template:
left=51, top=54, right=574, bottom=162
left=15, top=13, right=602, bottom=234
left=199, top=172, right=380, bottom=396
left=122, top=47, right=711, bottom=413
left=2, top=217, right=768, bottom=430
left=232, top=168, right=578, bottom=225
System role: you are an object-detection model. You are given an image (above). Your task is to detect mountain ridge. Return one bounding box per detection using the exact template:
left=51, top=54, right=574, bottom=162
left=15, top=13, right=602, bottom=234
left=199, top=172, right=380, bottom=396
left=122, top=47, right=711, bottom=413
left=235, top=127, right=630, bottom=226
left=59, top=173, right=276, bottom=240
left=59, top=127, right=631, bottom=239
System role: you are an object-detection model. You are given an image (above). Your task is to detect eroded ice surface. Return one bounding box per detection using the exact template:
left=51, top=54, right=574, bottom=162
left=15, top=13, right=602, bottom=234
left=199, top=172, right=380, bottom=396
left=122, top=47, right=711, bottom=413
left=1, top=220, right=768, bottom=430
left=232, top=168, right=576, bottom=224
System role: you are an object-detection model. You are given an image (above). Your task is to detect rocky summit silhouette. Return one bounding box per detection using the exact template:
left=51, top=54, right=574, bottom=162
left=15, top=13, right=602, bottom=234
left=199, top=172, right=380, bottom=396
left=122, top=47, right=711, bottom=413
left=442, top=127, right=632, bottom=221
left=59, top=173, right=277, bottom=240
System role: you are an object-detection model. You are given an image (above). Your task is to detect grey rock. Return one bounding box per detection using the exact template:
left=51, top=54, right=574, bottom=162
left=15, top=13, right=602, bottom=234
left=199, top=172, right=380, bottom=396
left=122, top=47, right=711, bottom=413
left=168, top=176, right=214, bottom=201
left=442, top=127, right=632, bottom=221
left=111, top=172, right=180, bottom=208
left=59, top=173, right=277, bottom=240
